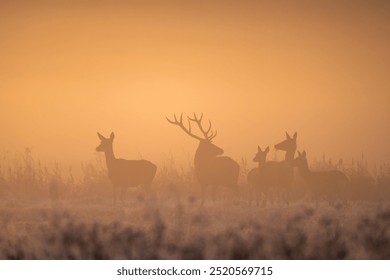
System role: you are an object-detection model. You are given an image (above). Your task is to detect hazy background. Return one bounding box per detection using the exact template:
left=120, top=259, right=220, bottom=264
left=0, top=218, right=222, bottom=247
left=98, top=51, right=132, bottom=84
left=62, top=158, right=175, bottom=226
left=1, top=0, right=389, bottom=172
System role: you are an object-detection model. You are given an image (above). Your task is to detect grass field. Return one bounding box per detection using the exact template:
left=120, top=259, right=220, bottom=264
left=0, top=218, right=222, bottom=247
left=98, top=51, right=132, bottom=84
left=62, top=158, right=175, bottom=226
left=0, top=150, right=389, bottom=259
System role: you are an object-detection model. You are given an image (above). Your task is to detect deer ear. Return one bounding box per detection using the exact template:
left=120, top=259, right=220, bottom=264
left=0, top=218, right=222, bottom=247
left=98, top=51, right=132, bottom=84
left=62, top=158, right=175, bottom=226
left=302, top=150, right=306, bottom=157
left=297, top=150, right=301, bottom=156
left=265, top=146, right=270, bottom=153
left=293, top=132, right=297, bottom=140
left=286, top=131, right=291, bottom=139
left=257, top=145, right=261, bottom=152
left=110, top=132, right=115, bottom=140
left=97, top=132, right=105, bottom=140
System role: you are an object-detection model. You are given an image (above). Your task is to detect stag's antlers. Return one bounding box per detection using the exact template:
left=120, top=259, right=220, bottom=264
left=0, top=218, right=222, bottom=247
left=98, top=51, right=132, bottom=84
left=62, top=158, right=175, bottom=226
left=166, top=113, right=217, bottom=141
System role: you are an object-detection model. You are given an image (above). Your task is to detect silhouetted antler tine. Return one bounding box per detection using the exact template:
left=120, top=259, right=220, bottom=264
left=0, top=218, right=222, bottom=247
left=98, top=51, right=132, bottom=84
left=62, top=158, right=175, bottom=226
left=166, top=113, right=183, bottom=124
left=209, top=130, right=217, bottom=141
left=205, top=119, right=212, bottom=135
left=166, top=113, right=177, bottom=124
left=188, top=112, right=216, bottom=141
left=187, top=118, right=192, bottom=134
left=166, top=113, right=204, bottom=141
left=188, top=112, right=203, bottom=123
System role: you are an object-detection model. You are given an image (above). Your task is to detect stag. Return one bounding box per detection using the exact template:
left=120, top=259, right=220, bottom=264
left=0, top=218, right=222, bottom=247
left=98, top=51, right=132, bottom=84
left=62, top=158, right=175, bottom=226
left=167, top=113, right=239, bottom=199
left=96, top=132, right=157, bottom=203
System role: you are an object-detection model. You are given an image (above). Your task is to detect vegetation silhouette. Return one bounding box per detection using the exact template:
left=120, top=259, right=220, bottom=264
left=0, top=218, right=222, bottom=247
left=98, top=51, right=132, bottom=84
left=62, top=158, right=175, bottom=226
left=96, top=132, right=157, bottom=203
left=0, top=129, right=389, bottom=260
left=167, top=113, right=239, bottom=200
left=293, top=150, right=349, bottom=201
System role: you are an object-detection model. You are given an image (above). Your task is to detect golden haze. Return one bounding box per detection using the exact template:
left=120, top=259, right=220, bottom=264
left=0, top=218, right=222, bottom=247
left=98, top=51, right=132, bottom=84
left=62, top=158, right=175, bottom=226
left=1, top=0, right=389, bottom=170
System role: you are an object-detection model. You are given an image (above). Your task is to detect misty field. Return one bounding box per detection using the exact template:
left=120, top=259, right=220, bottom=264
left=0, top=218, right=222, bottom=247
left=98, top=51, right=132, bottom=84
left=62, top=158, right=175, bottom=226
left=0, top=150, right=389, bottom=260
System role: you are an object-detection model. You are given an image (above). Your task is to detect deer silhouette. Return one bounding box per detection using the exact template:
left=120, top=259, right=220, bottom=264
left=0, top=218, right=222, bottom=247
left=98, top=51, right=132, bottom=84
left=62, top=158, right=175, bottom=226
left=96, top=132, right=157, bottom=203
left=275, top=132, right=297, bottom=163
left=272, top=132, right=297, bottom=192
left=167, top=113, right=239, bottom=200
left=293, top=150, right=348, bottom=201
left=247, top=146, right=272, bottom=205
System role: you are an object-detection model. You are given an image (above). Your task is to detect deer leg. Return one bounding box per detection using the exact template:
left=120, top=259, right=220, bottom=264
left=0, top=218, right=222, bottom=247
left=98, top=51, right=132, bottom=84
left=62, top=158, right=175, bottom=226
left=143, top=182, right=151, bottom=193
left=141, top=182, right=157, bottom=202
left=210, top=186, right=216, bottom=202
left=255, top=190, right=260, bottom=207
left=200, top=184, right=207, bottom=205
left=119, top=186, right=127, bottom=202
left=261, top=191, right=266, bottom=207
left=249, top=187, right=255, bottom=206
left=113, top=184, right=118, bottom=205
left=233, top=184, right=240, bottom=202
left=253, top=188, right=258, bottom=206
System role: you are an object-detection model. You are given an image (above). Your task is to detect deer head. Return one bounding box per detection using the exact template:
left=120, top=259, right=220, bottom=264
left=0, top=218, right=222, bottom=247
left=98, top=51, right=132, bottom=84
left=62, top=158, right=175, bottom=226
left=293, top=150, right=308, bottom=168
left=167, top=113, right=223, bottom=158
left=274, top=132, right=297, bottom=161
left=96, top=132, right=115, bottom=153
left=275, top=132, right=297, bottom=151
left=253, top=146, right=269, bottom=164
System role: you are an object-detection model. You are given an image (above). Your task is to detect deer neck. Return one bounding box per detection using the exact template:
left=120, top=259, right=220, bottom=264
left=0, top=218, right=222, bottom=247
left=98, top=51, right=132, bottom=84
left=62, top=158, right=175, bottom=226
left=194, top=150, right=206, bottom=166
left=194, top=147, right=213, bottom=167
left=257, top=162, right=266, bottom=168
left=103, top=147, right=116, bottom=168
left=284, top=149, right=296, bottom=163
left=297, top=160, right=311, bottom=179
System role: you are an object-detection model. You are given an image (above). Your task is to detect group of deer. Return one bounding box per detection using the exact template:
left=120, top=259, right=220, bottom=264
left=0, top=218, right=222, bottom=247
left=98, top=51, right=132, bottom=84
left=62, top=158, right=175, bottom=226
left=96, top=113, right=348, bottom=204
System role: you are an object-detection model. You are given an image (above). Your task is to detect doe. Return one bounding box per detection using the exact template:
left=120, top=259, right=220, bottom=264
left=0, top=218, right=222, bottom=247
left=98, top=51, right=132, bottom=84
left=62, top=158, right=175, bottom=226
left=96, top=132, right=157, bottom=203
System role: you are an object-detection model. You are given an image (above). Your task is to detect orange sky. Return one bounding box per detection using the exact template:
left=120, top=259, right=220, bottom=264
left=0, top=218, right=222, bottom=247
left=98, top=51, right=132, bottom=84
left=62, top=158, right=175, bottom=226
left=1, top=0, right=389, bottom=170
